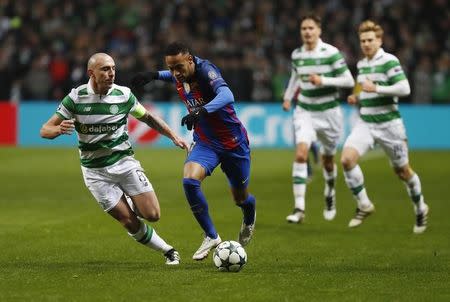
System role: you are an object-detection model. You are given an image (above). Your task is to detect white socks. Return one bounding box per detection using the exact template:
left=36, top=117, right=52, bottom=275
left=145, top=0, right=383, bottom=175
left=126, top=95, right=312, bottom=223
left=344, top=165, right=372, bottom=209
left=323, top=164, right=337, bottom=198
left=292, top=162, right=307, bottom=211
left=292, top=162, right=337, bottom=210
left=129, top=220, right=172, bottom=253
left=405, top=173, right=426, bottom=213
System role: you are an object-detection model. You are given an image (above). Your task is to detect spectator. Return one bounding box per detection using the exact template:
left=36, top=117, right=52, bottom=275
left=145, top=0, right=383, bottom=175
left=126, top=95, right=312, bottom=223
left=432, top=53, right=450, bottom=103
left=0, top=0, right=447, bottom=103
left=412, top=56, right=433, bottom=104
left=21, top=54, right=51, bottom=100
left=221, top=53, right=254, bottom=101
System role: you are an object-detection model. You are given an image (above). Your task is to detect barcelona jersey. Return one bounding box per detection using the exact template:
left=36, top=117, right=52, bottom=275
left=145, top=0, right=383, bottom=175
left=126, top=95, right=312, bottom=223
left=158, top=56, right=248, bottom=151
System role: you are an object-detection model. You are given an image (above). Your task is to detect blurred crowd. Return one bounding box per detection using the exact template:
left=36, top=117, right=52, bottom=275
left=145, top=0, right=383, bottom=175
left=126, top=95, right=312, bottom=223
left=0, top=0, right=448, bottom=103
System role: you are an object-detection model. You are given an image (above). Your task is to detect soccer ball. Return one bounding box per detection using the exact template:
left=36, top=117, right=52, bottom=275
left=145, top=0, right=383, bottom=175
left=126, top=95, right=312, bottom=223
left=213, top=240, right=247, bottom=272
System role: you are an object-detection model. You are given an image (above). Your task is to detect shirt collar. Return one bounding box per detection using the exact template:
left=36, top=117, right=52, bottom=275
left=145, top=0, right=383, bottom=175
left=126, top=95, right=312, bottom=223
left=367, top=48, right=385, bottom=62
left=302, top=39, right=324, bottom=52
left=87, top=78, right=114, bottom=95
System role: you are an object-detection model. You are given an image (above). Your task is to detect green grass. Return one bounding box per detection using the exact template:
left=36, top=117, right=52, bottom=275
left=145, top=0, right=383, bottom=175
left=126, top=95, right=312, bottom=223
left=0, top=148, right=449, bottom=301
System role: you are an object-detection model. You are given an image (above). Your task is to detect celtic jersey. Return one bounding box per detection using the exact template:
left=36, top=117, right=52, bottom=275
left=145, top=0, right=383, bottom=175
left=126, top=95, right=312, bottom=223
left=288, top=39, right=351, bottom=111
left=356, top=48, right=408, bottom=123
left=56, top=80, right=141, bottom=168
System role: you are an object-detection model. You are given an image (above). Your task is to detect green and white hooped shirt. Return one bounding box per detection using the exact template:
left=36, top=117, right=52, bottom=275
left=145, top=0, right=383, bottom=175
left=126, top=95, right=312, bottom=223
left=356, top=48, right=408, bottom=123
left=286, top=39, right=352, bottom=111
left=56, top=80, right=142, bottom=168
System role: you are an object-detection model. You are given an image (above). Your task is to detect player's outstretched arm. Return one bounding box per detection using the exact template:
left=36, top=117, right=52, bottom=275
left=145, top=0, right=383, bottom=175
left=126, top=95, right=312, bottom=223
left=138, top=110, right=188, bottom=150
left=40, top=114, right=75, bottom=139
left=130, top=71, right=159, bottom=89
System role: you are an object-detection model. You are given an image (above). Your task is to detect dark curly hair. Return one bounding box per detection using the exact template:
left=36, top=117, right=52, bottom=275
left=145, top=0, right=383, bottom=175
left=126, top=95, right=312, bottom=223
left=164, top=42, right=193, bottom=56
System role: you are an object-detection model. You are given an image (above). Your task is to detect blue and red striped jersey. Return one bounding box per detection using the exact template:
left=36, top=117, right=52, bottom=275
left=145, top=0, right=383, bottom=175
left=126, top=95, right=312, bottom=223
left=159, top=56, right=248, bottom=151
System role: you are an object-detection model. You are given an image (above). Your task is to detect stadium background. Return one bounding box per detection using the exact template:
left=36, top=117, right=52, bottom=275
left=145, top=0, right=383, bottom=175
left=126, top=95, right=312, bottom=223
left=0, top=0, right=448, bottom=103
left=0, top=0, right=449, bottom=147
left=0, top=1, right=449, bottom=301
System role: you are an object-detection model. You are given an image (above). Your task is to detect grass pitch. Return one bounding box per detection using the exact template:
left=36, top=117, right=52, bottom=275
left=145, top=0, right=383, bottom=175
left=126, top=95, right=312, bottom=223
left=0, top=148, right=449, bottom=301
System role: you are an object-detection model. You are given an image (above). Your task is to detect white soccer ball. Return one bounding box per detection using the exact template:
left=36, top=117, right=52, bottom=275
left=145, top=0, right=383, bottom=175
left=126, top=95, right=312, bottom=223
left=213, top=240, right=247, bottom=272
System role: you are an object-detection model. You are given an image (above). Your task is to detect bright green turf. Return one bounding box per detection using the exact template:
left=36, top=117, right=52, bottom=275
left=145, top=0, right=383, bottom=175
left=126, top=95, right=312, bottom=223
left=0, top=148, right=449, bottom=301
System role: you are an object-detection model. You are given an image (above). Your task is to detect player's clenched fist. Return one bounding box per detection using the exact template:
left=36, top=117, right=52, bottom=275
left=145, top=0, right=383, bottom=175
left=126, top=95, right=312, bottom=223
left=181, top=107, right=208, bottom=130
left=60, top=119, right=75, bottom=135
left=347, top=94, right=358, bottom=105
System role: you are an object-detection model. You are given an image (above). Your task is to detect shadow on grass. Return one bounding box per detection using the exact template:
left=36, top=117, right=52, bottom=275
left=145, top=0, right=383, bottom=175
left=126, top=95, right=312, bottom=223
left=0, top=260, right=220, bottom=273
left=2, top=257, right=445, bottom=275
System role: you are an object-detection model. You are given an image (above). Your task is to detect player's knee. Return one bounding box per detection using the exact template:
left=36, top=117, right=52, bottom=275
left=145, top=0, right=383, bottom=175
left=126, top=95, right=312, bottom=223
left=232, top=191, right=247, bottom=204
left=234, top=199, right=245, bottom=206
left=394, top=166, right=411, bottom=181
left=141, top=209, right=160, bottom=222
left=324, top=162, right=334, bottom=172
left=233, top=198, right=243, bottom=206
left=232, top=194, right=241, bottom=204
left=295, top=152, right=308, bottom=163
left=322, top=158, right=334, bottom=171
left=295, top=144, right=309, bottom=163
left=340, top=154, right=355, bottom=171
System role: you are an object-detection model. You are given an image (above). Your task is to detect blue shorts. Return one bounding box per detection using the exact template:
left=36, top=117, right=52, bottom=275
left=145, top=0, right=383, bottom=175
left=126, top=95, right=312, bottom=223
left=186, top=142, right=251, bottom=189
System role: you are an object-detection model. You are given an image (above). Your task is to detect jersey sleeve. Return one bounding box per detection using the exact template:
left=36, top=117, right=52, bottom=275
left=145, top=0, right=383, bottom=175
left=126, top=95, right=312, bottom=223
left=203, top=86, right=234, bottom=113
left=330, top=51, right=350, bottom=76
left=321, top=50, right=355, bottom=88
left=56, top=89, right=77, bottom=120
left=198, top=62, right=227, bottom=93
left=376, top=78, right=410, bottom=96
left=385, top=59, right=407, bottom=85
left=128, top=92, right=146, bottom=118
left=283, top=63, right=300, bottom=101
left=158, top=70, right=176, bottom=82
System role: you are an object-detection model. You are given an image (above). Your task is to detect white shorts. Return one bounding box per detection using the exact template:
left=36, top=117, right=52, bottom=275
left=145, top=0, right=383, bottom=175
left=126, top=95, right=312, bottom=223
left=293, top=106, right=343, bottom=155
left=344, top=118, right=409, bottom=167
left=81, top=156, right=154, bottom=212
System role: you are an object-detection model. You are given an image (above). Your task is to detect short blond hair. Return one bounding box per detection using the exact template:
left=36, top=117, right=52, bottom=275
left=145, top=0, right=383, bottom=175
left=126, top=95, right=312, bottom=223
left=358, top=20, right=383, bottom=39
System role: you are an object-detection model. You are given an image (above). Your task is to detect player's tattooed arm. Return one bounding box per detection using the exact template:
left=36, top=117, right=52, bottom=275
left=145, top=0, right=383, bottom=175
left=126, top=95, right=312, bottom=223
left=138, top=111, right=188, bottom=149
left=138, top=111, right=171, bottom=135
left=40, top=114, right=75, bottom=139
